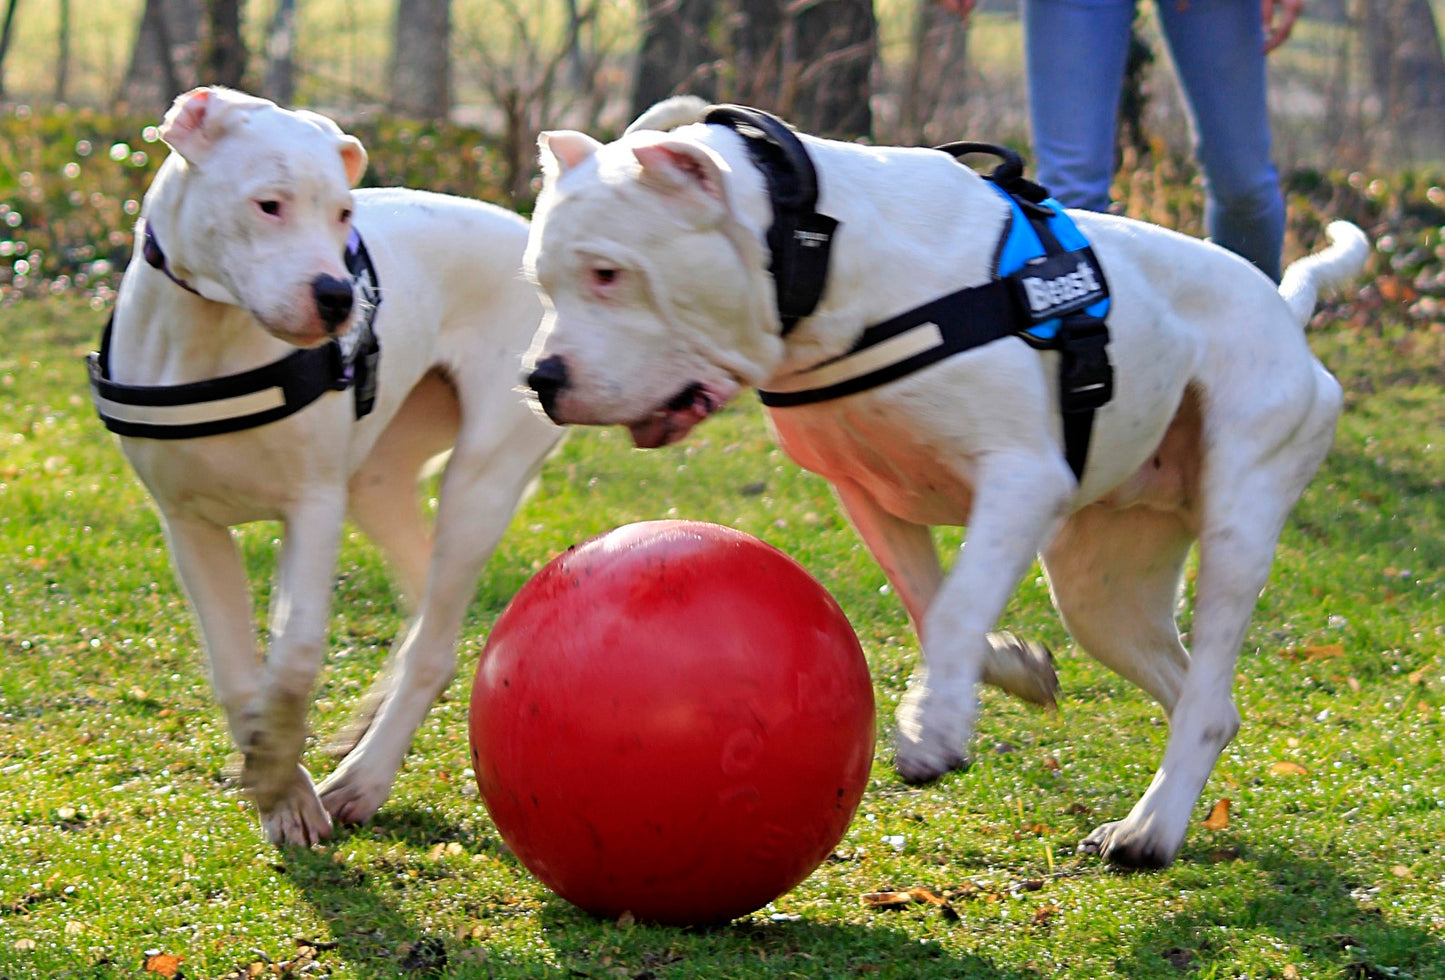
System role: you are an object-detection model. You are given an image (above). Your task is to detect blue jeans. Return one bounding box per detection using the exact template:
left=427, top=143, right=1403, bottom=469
left=1023, top=0, right=1285, bottom=281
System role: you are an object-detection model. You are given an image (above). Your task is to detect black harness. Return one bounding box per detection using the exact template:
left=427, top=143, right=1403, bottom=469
left=87, top=226, right=382, bottom=440
left=706, top=105, right=1114, bottom=481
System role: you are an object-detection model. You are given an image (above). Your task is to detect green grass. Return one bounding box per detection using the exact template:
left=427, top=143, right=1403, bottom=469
left=0, top=287, right=1441, bottom=980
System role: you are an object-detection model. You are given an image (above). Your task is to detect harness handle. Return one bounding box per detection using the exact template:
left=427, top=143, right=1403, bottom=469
left=934, top=141, right=1053, bottom=212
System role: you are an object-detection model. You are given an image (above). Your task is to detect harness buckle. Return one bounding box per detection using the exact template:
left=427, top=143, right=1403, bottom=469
left=1057, top=314, right=1113, bottom=414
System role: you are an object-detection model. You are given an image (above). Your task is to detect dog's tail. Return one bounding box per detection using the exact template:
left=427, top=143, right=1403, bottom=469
left=1279, top=220, right=1370, bottom=328
left=624, top=95, right=709, bottom=136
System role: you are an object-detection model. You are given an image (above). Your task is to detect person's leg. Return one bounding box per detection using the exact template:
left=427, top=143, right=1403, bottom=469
left=1023, top=0, right=1137, bottom=211
left=1156, top=0, right=1286, bottom=280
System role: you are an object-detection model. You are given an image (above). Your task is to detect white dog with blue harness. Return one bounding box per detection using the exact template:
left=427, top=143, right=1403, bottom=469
left=521, top=99, right=1368, bottom=868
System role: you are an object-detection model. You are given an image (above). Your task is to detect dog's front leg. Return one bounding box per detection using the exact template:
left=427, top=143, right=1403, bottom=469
left=890, top=454, right=1073, bottom=783
left=240, top=492, right=347, bottom=845
left=161, top=514, right=333, bottom=846
left=832, top=479, right=1059, bottom=709
left=320, top=410, right=557, bottom=826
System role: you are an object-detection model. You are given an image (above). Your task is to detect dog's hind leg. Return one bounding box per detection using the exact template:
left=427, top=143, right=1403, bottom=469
left=1042, top=505, right=1193, bottom=714
left=328, top=370, right=462, bottom=759
left=318, top=394, right=561, bottom=826
left=834, top=480, right=1059, bottom=708
left=1070, top=372, right=1341, bottom=869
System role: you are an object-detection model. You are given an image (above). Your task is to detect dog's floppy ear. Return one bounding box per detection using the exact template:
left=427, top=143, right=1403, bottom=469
left=159, top=86, right=264, bottom=163
left=338, top=134, right=368, bottom=187
left=632, top=138, right=728, bottom=203
left=293, top=107, right=370, bottom=187
left=539, top=131, right=603, bottom=179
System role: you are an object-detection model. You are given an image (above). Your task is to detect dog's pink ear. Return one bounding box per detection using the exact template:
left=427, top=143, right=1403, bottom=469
left=632, top=139, right=727, bottom=202
left=158, top=87, right=219, bottom=159
left=539, top=131, right=602, bottom=179
left=338, top=134, right=368, bottom=187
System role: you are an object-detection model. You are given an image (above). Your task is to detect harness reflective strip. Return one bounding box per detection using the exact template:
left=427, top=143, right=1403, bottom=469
left=762, top=321, right=944, bottom=395
left=92, top=385, right=286, bottom=427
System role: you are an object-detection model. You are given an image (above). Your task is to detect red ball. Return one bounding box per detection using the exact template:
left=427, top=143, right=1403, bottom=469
left=469, top=520, right=875, bottom=925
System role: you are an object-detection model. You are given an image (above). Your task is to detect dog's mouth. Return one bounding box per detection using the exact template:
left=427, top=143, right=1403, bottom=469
left=626, top=380, right=737, bottom=448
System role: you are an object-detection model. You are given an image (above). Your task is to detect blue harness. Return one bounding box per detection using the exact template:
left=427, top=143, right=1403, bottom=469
left=743, top=131, right=1114, bottom=481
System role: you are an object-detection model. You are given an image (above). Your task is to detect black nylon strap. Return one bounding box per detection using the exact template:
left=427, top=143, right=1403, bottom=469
left=88, top=332, right=343, bottom=439
left=758, top=278, right=1018, bottom=408
left=703, top=105, right=838, bottom=334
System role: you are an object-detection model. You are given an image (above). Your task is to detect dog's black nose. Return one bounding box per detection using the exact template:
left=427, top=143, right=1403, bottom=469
left=525, top=355, right=569, bottom=421
left=312, top=274, right=354, bottom=332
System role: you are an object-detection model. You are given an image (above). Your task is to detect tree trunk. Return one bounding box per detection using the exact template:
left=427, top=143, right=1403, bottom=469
left=122, top=0, right=201, bottom=114
left=202, top=0, right=246, bottom=89
left=734, top=0, right=875, bottom=140
left=390, top=0, right=451, bottom=119
left=263, top=0, right=296, bottom=104
left=0, top=0, right=21, bottom=101
left=896, top=0, right=968, bottom=145
left=631, top=0, right=720, bottom=117
left=1361, top=0, right=1445, bottom=162
left=54, top=0, right=70, bottom=102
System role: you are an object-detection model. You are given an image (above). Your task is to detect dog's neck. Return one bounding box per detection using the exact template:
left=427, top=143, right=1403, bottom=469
left=109, top=234, right=296, bottom=391
left=700, top=128, right=1012, bottom=386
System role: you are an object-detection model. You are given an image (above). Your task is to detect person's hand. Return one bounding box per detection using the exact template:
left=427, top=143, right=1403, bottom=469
left=1262, top=0, right=1304, bottom=53
left=935, top=0, right=976, bottom=20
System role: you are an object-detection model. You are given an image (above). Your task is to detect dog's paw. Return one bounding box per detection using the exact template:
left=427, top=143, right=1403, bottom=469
left=892, top=683, right=974, bottom=784
left=258, top=765, right=334, bottom=847
left=982, top=631, right=1059, bottom=708
left=238, top=695, right=311, bottom=809
left=317, top=757, right=397, bottom=827
left=1077, top=819, right=1177, bottom=870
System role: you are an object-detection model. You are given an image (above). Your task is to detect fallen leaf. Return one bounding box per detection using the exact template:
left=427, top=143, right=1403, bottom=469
left=615, top=910, right=636, bottom=927
left=142, top=951, right=183, bottom=978
left=905, top=886, right=947, bottom=906
left=1032, top=903, right=1060, bottom=925
left=1202, top=798, right=1231, bottom=830
left=1283, top=643, right=1344, bottom=662
left=1269, top=761, right=1309, bottom=777
left=1391, top=865, right=1413, bottom=879
left=862, top=890, right=914, bottom=910
left=1283, top=966, right=1301, bottom=980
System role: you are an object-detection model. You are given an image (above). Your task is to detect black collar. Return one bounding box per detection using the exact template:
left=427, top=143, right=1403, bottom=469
left=88, top=229, right=382, bottom=439
left=704, top=105, right=839, bottom=335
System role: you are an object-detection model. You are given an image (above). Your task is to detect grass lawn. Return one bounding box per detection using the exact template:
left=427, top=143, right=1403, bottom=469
left=0, top=291, right=1441, bottom=979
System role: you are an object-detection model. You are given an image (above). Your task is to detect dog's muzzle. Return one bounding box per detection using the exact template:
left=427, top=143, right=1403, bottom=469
left=525, top=355, right=569, bottom=421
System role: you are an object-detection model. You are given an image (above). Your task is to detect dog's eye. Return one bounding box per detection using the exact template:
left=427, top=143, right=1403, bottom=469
left=257, top=200, right=282, bottom=217
left=591, top=268, right=619, bottom=286
left=339, top=208, right=353, bottom=224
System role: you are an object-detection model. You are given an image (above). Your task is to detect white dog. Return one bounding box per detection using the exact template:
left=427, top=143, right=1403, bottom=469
left=519, top=99, right=1367, bottom=868
left=89, top=87, right=561, bottom=846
